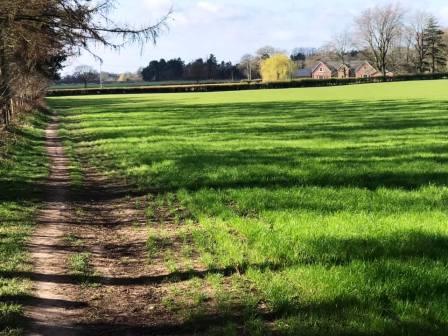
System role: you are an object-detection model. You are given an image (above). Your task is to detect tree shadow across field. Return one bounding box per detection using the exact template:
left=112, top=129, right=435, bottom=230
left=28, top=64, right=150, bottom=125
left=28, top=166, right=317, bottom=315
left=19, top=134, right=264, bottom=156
left=17, top=317, right=448, bottom=336
left=55, top=98, right=448, bottom=192
left=304, top=231, right=448, bottom=264
left=2, top=230, right=448, bottom=335
left=54, top=98, right=448, bottom=134
left=34, top=96, right=448, bottom=335
left=170, top=230, right=448, bottom=336
left=0, top=112, right=50, bottom=202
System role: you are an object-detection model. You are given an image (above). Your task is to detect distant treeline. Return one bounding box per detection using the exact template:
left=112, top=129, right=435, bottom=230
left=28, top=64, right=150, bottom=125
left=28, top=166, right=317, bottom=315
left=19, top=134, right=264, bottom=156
left=48, top=72, right=448, bottom=97
left=141, top=54, right=245, bottom=82
left=57, top=54, right=247, bottom=87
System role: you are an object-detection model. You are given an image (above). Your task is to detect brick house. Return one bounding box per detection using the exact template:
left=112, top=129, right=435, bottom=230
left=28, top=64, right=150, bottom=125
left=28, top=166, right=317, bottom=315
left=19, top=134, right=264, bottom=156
left=337, top=64, right=351, bottom=78
left=296, top=61, right=394, bottom=79
left=350, top=61, right=385, bottom=78
left=311, top=61, right=335, bottom=79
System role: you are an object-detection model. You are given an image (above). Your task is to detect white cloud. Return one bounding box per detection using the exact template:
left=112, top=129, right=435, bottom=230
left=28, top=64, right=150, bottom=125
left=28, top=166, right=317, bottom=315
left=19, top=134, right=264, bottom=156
left=268, top=30, right=296, bottom=42
left=144, top=0, right=173, bottom=11
left=172, top=1, right=247, bottom=28
left=440, top=6, right=448, bottom=24
left=197, top=1, right=220, bottom=14
left=143, top=0, right=173, bottom=20
left=170, top=12, right=188, bottom=26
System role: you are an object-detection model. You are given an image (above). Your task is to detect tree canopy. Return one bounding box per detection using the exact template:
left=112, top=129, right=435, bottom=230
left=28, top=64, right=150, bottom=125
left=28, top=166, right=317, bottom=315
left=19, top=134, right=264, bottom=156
left=260, top=54, right=295, bottom=82
left=0, top=0, right=170, bottom=126
left=140, top=55, right=243, bottom=82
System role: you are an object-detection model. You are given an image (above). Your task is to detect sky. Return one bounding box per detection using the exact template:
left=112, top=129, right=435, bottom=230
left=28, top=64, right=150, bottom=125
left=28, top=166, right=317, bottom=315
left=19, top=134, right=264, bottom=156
left=63, top=0, right=448, bottom=74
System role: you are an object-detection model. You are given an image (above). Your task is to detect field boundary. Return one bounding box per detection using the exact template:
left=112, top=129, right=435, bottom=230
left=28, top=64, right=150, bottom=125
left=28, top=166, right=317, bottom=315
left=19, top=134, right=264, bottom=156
left=47, top=72, right=448, bottom=97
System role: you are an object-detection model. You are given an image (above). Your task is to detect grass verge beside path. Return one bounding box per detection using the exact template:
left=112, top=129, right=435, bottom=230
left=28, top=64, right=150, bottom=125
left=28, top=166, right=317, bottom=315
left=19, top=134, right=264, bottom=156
left=0, top=113, right=48, bottom=336
left=51, top=80, right=448, bottom=335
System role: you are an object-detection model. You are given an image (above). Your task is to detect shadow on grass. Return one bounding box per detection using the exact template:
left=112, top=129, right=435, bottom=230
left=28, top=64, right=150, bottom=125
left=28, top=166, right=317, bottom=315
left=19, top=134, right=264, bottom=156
left=14, top=293, right=448, bottom=336
left=304, top=231, right=448, bottom=264
left=2, top=230, right=445, bottom=280
left=0, top=110, right=49, bottom=202
left=52, top=98, right=448, bottom=193
left=2, top=230, right=448, bottom=335
left=3, top=96, right=444, bottom=334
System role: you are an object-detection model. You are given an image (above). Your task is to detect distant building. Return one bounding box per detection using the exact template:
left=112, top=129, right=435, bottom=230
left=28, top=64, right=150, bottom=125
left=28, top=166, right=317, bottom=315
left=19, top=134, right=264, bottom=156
left=295, top=61, right=394, bottom=80
left=294, top=68, right=312, bottom=78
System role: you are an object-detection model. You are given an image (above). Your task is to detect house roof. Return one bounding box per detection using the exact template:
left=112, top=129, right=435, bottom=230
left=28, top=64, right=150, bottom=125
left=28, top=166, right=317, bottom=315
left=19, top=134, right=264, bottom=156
left=311, top=61, right=336, bottom=73
left=312, top=60, right=378, bottom=73
left=326, top=62, right=340, bottom=71
left=307, top=60, right=386, bottom=76
left=294, top=68, right=312, bottom=77
left=349, top=61, right=367, bottom=71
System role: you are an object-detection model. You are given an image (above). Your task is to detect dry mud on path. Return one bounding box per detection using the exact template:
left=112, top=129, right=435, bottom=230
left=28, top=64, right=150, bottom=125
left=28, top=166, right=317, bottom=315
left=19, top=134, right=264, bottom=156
left=24, top=113, right=211, bottom=336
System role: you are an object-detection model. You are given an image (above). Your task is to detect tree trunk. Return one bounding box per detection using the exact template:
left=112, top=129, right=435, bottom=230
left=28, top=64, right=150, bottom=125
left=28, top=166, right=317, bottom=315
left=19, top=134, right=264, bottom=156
left=432, top=53, right=436, bottom=73
left=2, top=105, right=9, bottom=126
left=0, top=26, right=12, bottom=127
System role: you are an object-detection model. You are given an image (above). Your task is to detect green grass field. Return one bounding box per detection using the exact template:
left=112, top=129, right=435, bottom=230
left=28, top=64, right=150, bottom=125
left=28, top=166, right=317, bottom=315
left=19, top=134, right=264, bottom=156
left=49, top=80, right=448, bottom=335
left=0, top=114, right=49, bottom=335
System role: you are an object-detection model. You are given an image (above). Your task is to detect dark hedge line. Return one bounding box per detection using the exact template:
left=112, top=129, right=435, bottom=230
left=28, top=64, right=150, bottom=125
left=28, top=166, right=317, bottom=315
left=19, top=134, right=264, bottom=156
left=47, top=72, right=448, bottom=97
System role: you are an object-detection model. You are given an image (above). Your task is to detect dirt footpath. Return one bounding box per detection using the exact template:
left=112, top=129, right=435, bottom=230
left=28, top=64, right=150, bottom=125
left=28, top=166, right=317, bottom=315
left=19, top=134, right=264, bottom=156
left=24, top=113, right=212, bottom=336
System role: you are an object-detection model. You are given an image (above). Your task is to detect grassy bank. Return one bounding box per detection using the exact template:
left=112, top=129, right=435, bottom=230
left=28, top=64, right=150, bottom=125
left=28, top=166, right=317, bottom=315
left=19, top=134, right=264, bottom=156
left=50, top=80, right=448, bottom=335
left=0, top=114, right=49, bottom=335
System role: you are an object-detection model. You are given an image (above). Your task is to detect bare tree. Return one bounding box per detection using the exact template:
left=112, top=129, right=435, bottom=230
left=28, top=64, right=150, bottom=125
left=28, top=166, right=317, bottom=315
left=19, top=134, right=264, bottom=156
left=0, top=0, right=170, bottom=126
left=328, top=30, right=353, bottom=64
left=73, top=65, right=99, bottom=88
left=256, top=46, right=283, bottom=60
left=355, top=4, right=405, bottom=75
left=239, top=54, right=257, bottom=80
left=400, top=24, right=415, bottom=69
left=409, top=11, right=432, bottom=72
